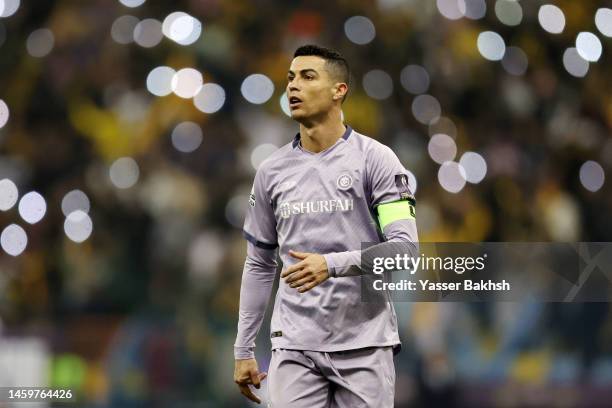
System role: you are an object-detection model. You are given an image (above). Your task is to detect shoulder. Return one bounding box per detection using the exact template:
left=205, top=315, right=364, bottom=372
left=252, top=140, right=295, bottom=186
left=346, top=129, right=398, bottom=163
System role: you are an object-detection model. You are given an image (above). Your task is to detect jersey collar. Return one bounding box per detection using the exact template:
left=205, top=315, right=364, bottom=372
left=292, top=125, right=353, bottom=149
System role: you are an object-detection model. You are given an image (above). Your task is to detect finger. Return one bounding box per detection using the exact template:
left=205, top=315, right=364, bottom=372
left=259, top=372, right=267, bottom=381
left=289, top=250, right=310, bottom=259
left=250, top=370, right=261, bottom=389
left=290, top=275, right=314, bottom=288
left=298, top=280, right=319, bottom=293
left=238, top=384, right=261, bottom=404
left=280, top=261, right=304, bottom=278
left=285, top=269, right=310, bottom=284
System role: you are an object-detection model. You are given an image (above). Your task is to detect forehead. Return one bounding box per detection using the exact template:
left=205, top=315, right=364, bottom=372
left=289, top=55, right=327, bottom=73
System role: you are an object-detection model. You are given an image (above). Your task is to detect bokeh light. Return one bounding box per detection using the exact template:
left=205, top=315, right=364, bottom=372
left=64, top=210, right=93, bottom=243
left=363, top=69, right=393, bottom=100
left=438, top=161, right=466, bottom=193
left=477, top=31, right=506, bottom=61
left=429, top=117, right=457, bottom=139
left=344, top=16, right=375, bottom=45
left=0, top=0, right=20, bottom=18
left=437, top=0, right=463, bottom=20
left=18, top=191, right=46, bottom=224
left=0, top=99, right=8, bottom=128
left=61, top=189, right=90, bottom=217
left=109, top=157, right=140, bottom=189
left=146, top=66, right=176, bottom=97
left=225, top=194, right=248, bottom=228
left=118, top=0, right=145, bottom=7
left=428, top=134, right=457, bottom=164
left=280, top=92, right=291, bottom=117
left=188, top=232, right=224, bottom=281
left=26, top=28, right=54, bottom=57
left=171, top=68, right=203, bottom=99
left=501, top=46, right=528, bottom=76
left=241, top=74, right=274, bottom=105
left=1, top=224, right=26, bottom=256
left=171, top=121, right=203, bottom=153
left=0, top=178, right=18, bottom=211
left=460, top=0, right=486, bottom=20
left=251, top=144, right=278, bottom=170
left=171, top=14, right=202, bottom=45
left=494, top=0, right=522, bottom=26
left=412, top=94, right=441, bottom=125
left=111, top=15, right=139, bottom=45
left=595, top=8, right=612, bottom=37
left=400, top=65, right=430, bottom=95
left=194, top=83, right=226, bottom=114
left=575, top=32, right=602, bottom=62
left=133, top=18, right=163, bottom=48
left=162, top=12, right=202, bottom=45
left=459, top=152, right=487, bottom=183
left=579, top=160, right=605, bottom=192
left=538, top=5, right=565, bottom=34
left=563, top=47, right=589, bottom=77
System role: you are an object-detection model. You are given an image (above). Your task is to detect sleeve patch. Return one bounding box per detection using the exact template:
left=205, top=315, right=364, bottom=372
left=394, top=174, right=415, bottom=202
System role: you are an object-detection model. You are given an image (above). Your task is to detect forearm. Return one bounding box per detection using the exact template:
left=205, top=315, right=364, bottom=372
left=324, top=219, right=419, bottom=277
left=234, top=242, right=277, bottom=359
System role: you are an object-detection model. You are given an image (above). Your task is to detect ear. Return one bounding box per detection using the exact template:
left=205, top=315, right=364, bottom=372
left=332, top=83, right=348, bottom=101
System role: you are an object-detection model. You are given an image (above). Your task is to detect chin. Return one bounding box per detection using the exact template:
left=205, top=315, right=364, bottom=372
left=290, top=110, right=307, bottom=121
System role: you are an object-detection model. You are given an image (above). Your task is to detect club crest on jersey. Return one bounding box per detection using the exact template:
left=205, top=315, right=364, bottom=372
left=337, top=173, right=353, bottom=190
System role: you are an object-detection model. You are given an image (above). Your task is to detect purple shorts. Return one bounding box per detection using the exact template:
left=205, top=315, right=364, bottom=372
left=267, top=346, right=395, bottom=407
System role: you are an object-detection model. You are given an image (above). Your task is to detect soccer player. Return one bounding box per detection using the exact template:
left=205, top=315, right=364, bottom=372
left=234, top=44, right=418, bottom=407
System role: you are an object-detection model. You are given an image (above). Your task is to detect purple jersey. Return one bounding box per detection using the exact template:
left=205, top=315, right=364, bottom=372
left=238, top=125, right=417, bottom=355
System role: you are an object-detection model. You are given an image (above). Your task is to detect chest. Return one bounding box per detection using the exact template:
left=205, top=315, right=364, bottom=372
left=269, top=157, right=368, bottom=221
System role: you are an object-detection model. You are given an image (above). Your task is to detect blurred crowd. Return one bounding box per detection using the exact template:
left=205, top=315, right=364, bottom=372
left=0, top=0, right=611, bottom=406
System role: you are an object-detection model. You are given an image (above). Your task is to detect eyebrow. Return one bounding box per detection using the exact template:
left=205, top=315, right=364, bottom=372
left=287, top=69, right=318, bottom=76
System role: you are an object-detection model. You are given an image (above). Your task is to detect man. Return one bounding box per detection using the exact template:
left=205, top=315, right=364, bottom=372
left=234, top=44, right=418, bottom=407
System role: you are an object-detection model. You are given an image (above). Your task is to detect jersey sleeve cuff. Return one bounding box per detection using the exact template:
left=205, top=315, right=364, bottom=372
left=234, top=345, right=255, bottom=360
left=323, top=253, right=338, bottom=278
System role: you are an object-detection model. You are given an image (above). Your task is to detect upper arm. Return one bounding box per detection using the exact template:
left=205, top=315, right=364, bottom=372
left=367, top=144, right=416, bottom=232
left=243, top=166, right=278, bottom=250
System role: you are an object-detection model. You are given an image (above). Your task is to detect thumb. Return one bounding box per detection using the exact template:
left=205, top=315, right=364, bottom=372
left=259, top=372, right=268, bottom=381
left=289, top=250, right=310, bottom=259
left=250, top=370, right=261, bottom=389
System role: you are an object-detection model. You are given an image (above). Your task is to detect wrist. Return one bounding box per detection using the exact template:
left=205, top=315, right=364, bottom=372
left=322, top=253, right=336, bottom=278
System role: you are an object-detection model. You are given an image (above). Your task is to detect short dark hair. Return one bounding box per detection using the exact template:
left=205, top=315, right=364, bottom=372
left=294, top=44, right=350, bottom=102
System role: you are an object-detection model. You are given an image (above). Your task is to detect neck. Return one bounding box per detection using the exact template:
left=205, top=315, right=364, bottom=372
left=298, top=110, right=346, bottom=153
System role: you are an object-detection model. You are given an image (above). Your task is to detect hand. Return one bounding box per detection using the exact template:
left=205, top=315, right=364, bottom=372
left=280, top=250, right=330, bottom=293
left=234, top=358, right=267, bottom=404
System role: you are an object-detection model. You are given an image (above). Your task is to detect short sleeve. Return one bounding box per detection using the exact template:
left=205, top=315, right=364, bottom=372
left=368, top=144, right=415, bottom=208
left=243, top=166, right=278, bottom=250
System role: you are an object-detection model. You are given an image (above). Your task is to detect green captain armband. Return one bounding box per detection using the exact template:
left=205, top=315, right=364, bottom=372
left=376, top=199, right=416, bottom=230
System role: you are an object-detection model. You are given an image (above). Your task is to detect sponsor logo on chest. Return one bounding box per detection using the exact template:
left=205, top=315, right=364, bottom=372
left=279, top=199, right=354, bottom=219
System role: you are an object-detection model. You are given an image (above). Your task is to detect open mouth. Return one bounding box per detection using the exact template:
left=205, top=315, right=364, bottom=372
left=289, top=96, right=302, bottom=109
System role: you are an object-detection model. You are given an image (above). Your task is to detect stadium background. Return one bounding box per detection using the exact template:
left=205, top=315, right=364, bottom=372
left=0, top=0, right=611, bottom=406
